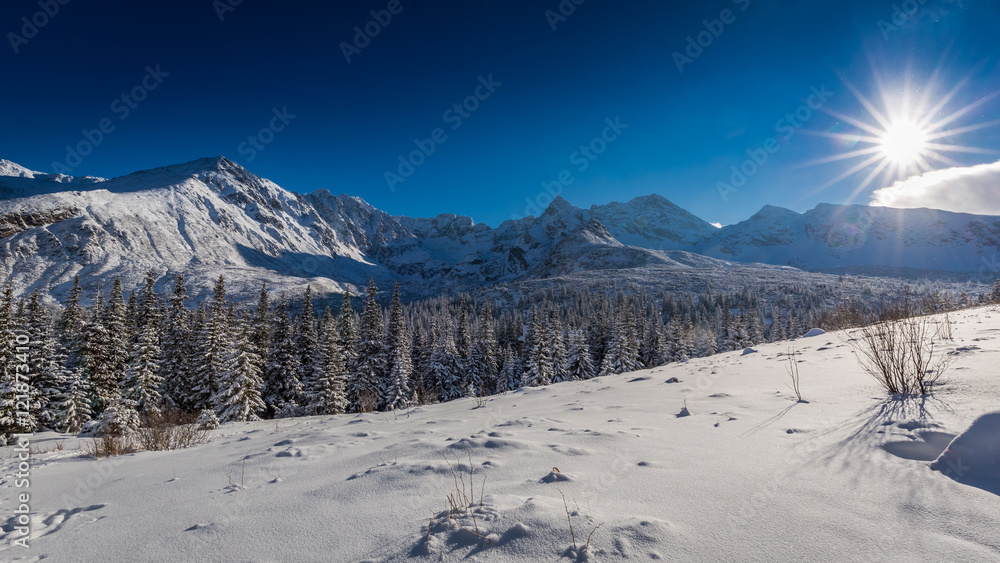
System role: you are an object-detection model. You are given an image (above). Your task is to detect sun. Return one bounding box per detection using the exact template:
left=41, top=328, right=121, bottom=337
left=803, top=66, right=1000, bottom=200
left=879, top=120, right=928, bottom=165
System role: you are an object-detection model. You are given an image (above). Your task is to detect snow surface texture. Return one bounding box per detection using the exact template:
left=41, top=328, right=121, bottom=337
left=1, top=156, right=998, bottom=303
left=931, top=412, right=1000, bottom=494
left=1, top=307, right=999, bottom=561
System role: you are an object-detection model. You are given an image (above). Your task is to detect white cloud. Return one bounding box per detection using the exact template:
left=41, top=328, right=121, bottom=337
left=870, top=160, right=1000, bottom=216
left=711, top=222, right=723, bottom=229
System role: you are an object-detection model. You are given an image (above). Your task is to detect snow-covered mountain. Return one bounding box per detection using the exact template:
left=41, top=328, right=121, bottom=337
left=700, top=203, right=1000, bottom=273
left=0, top=156, right=996, bottom=302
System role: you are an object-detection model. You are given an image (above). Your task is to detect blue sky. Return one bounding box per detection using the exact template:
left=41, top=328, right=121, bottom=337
left=2, top=0, right=998, bottom=226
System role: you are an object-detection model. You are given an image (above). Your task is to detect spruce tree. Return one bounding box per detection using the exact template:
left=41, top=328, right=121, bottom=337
left=427, top=320, right=462, bottom=401
left=215, top=313, right=266, bottom=422
left=124, top=320, right=162, bottom=417
left=549, top=312, right=570, bottom=383
left=159, top=275, right=192, bottom=411
left=498, top=347, right=522, bottom=393
left=191, top=276, right=230, bottom=412
left=101, top=278, right=130, bottom=408
left=565, top=329, right=596, bottom=380
left=0, top=285, right=26, bottom=440
left=310, top=311, right=349, bottom=415
left=383, top=282, right=412, bottom=410
left=523, top=306, right=553, bottom=386
left=295, top=286, right=319, bottom=406
left=338, top=289, right=358, bottom=364
left=26, top=290, right=62, bottom=430
left=264, top=296, right=302, bottom=416
left=351, top=278, right=386, bottom=412
left=468, top=301, right=499, bottom=395
left=83, top=287, right=116, bottom=414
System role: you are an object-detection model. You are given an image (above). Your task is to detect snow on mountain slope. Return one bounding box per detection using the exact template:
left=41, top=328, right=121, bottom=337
left=2, top=307, right=998, bottom=561
left=590, top=193, right=716, bottom=248
left=700, top=203, right=1000, bottom=273
left=1, top=155, right=997, bottom=303
left=0, top=157, right=393, bottom=302
left=0, top=159, right=107, bottom=199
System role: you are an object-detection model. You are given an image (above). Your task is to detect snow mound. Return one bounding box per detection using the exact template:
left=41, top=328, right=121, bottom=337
left=801, top=328, right=826, bottom=338
left=931, top=412, right=1000, bottom=484
left=741, top=347, right=757, bottom=355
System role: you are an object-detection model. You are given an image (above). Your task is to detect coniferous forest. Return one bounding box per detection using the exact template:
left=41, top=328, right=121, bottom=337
left=0, top=271, right=993, bottom=443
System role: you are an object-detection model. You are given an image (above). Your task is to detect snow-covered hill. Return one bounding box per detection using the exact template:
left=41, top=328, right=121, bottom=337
left=2, top=307, right=997, bottom=561
left=700, top=203, right=1000, bottom=273
left=0, top=156, right=997, bottom=303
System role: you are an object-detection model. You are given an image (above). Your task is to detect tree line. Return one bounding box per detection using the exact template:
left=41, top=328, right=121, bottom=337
left=0, top=270, right=990, bottom=442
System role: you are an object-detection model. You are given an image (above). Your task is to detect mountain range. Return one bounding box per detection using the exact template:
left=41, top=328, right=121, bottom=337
left=1, top=156, right=997, bottom=303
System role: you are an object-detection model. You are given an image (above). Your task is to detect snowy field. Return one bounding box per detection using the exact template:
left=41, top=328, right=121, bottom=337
left=2, top=307, right=998, bottom=562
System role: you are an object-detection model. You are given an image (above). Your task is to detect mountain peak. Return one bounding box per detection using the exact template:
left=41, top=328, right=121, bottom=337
left=542, top=194, right=577, bottom=216
left=0, top=159, right=41, bottom=178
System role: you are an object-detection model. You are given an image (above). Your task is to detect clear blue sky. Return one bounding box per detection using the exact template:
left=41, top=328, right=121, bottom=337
left=2, top=0, right=998, bottom=226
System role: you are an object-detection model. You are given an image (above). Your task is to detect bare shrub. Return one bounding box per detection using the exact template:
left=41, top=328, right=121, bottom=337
left=86, top=434, right=138, bottom=458
left=848, top=315, right=954, bottom=395
left=785, top=348, right=803, bottom=402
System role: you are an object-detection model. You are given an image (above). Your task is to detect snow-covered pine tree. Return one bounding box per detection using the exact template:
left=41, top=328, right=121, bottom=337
left=523, top=306, right=554, bottom=386
left=295, top=286, right=320, bottom=407
left=601, top=308, right=642, bottom=376
left=549, top=312, right=570, bottom=383
left=498, top=346, right=522, bottom=392
left=264, top=296, right=302, bottom=417
left=54, top=276, right=91, bottom=432
left=0, top=285, right=26, bottom=440
left=771, top=306, right=787, bottom=342
left=991, top=277, right=1000, bottom=303
left=83, top=287, right=116, bottom=415
left=250, top=283, right=273, bottom=374
left=640, top=311, right=668, bottom=368
left=468, top=301, right=499, bottom=395
left=101, top=278, right=130, bottom=409
left=214, top=313, right=266, bottom=422
left=338, top=289, right=358, bottom=365
left=159, top=275, right=192, bottom=411
left=350, top=278, right=387, bottom=412
left=124, top=319, right=162, bottom=417
left=565, top=329, right=596, bottom=380
left=26, top=290, right=62, bottom=430
left=191, top=276, right=230, bottom=412
left=383, top=282, right=412, bottom=411
left=412, top=318, right=440, bottom=403
left=310, top=310, right=349, bottom=415
left=125, top=291, right=138, bottom=336
left=427, top=319, right=462, bottom=401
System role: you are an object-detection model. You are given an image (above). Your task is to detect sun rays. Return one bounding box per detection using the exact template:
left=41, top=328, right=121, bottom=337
left=803, top=66, right=1000, bottom=201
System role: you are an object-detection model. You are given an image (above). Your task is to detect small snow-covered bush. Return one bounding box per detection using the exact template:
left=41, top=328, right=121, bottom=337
left=98, top=405, right=141, bottom=437
left=196, top=409, right=220, bottom=430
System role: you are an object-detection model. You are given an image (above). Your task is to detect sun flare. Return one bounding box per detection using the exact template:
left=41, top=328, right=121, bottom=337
left=804, top=67, right=1000, bottom=200
left=879, top=120, right=928, bottom=165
